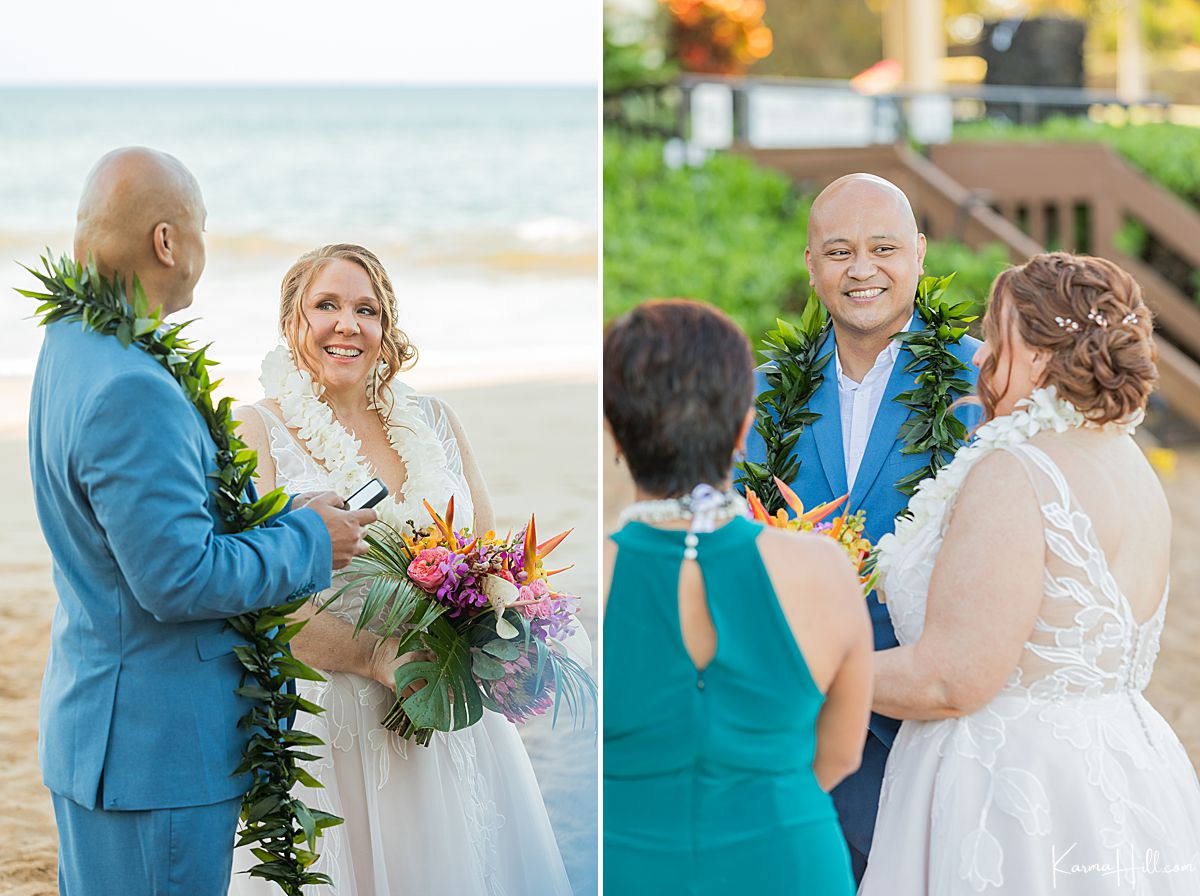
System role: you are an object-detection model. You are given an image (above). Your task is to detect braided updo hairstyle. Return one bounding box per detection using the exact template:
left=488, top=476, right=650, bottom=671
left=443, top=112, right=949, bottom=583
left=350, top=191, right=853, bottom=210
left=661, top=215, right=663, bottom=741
left=979, top=252, right=1157, bottom=424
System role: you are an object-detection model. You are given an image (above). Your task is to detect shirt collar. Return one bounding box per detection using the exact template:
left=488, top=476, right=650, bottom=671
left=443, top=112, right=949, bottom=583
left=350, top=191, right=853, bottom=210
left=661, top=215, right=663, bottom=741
left=834, top=311, right=914, bottom=387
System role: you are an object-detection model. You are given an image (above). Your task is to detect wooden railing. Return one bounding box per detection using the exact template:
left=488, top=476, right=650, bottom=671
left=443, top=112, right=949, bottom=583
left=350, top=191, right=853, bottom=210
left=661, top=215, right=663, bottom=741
left=734, top=142, right=1200, bottom=427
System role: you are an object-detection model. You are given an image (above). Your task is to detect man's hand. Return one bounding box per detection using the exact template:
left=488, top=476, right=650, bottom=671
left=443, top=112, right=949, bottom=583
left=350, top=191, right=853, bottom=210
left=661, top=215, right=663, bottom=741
left=302, top=491, right=376, bottom=569
left=290, top=491, right=325, bottom=511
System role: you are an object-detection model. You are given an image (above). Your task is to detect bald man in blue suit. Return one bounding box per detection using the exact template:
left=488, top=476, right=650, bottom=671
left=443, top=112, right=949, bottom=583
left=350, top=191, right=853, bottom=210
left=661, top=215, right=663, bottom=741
left=28, top=148, right=378, bottom=895
left=745, top=174, right=982, bottom=884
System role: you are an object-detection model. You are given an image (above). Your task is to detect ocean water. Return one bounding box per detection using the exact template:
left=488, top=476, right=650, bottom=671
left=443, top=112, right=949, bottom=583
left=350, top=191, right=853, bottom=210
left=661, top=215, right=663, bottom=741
left=0, top=85, right=598, bottom=382
left=0, top=86, right=598, bottom=892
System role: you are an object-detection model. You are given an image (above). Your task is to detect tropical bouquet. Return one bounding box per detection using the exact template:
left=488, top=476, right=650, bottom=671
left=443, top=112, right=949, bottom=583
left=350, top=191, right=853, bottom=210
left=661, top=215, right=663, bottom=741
left=745, top=476, right=877, bottom=594
left=327, top=498, right=596, bottom=744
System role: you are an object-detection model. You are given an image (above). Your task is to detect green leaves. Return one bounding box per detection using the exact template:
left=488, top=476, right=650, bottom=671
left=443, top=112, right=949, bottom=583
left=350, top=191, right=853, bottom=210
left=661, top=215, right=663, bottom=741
left=15, top=251, right=338, bottom=895
left=797, top=286, right=829, bottom=338
left=481, top=638, right=520, bottom=661
left=325, top=521, right=443, bottom=640
left=891, top=275, right=984, bottom=496
left=603, top=134, right=814, bottom=339
left=471, top=650, right=507, bottom=681
left=735, top=288, right=832, bottom=513
left=133, top=316, right=160, bottom=337
left=243, top=488, right=289, bottom=527
left=393, top=617, right=484, bottom=732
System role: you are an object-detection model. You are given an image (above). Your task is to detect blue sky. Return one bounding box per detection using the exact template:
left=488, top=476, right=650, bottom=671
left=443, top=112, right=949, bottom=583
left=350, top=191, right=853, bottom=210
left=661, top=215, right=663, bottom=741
left=0, top=0, right=599, bottom=85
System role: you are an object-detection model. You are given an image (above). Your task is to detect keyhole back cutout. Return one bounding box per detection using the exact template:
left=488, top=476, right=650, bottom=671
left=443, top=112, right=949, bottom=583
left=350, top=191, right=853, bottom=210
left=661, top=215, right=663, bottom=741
left=678, top=557, right=717, bottom=672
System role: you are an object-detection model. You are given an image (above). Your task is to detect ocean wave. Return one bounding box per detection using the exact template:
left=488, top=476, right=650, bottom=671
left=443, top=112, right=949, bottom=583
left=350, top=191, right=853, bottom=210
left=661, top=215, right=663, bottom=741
left=517, top=216, right=593, bottom=244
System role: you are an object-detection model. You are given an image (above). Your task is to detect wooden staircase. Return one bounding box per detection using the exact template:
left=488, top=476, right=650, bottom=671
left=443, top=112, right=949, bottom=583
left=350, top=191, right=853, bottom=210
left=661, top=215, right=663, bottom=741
left=734, top=141, right=1200, bottom=428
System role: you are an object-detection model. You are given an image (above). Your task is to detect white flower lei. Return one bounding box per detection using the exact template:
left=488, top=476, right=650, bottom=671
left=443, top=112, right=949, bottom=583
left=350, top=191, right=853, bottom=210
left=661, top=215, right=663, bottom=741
left=258, top=344, right=456, bottom=533
left=874, top=385, right=1142, bottom=586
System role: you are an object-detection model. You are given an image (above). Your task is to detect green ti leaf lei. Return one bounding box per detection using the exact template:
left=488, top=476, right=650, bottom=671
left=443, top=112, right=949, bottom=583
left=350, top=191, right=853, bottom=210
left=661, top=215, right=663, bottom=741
left=18, top=252, right=340, bottom=895
left=736, top=273, right=983, bottom=515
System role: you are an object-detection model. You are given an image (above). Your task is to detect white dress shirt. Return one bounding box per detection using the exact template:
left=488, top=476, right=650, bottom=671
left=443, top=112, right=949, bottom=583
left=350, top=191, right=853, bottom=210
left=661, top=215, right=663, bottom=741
left=834, top=336, right=902, bottom=493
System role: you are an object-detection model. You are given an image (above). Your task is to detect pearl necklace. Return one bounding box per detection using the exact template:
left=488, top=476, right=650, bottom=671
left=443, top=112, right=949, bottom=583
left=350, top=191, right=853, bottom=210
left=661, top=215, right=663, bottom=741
left=619, top=485, right=749, bottom=560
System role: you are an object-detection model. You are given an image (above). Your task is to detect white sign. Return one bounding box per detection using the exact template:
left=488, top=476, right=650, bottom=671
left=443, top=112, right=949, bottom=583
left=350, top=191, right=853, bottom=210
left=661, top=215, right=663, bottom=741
left=689, top=83, right=735, bottom=149
left=747, top=86, right=880, bottom=148
left=907, top=94, right=954, bottom=144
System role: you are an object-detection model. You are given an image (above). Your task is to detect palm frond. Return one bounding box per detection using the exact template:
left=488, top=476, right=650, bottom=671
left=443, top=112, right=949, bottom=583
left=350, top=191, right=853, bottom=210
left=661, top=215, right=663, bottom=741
left=545, top=648, right=597, bottom=731
left=393, top=616, right=484, bottom=731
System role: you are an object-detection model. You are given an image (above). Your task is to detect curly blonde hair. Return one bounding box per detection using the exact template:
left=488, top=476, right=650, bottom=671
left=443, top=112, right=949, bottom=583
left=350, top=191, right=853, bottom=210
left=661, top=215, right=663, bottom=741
left=980, top=252, right=1157, bottom=424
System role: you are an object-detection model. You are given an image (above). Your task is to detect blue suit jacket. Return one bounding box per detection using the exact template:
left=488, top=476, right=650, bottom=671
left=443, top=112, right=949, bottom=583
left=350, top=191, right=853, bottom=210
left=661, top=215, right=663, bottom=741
left=745, top=318, right=981, bottom=857
left=29, top=320, right=334, bottom=811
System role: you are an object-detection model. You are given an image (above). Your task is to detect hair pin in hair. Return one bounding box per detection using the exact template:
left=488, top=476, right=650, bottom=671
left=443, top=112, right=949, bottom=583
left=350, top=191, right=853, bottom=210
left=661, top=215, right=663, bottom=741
left=1086, top=309, right=1109, bottom=329
left=1122, top=311, right=1139, bottom=326
left=1055, top=315, right=1081, bottom=332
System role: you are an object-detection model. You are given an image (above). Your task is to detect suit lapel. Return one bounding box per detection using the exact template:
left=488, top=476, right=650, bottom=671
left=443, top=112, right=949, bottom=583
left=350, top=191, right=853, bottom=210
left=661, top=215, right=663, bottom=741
left=849, top=340, right=915, bottom=509
left=808, top=331, right=848, bottom=499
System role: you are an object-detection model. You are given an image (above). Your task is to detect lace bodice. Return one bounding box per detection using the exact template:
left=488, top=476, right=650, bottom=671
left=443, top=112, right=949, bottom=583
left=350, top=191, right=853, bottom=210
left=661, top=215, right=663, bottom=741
left=865, top=427, right=1200, bottom=896
left=884, top=440, right=1168, bottom=702
left=251, top=393, right=474, bottom=631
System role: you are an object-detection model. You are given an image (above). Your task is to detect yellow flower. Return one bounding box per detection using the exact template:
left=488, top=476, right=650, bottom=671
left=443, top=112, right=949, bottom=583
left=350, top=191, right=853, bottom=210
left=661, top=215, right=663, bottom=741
left=1147, top=446, right=1177, bottom=479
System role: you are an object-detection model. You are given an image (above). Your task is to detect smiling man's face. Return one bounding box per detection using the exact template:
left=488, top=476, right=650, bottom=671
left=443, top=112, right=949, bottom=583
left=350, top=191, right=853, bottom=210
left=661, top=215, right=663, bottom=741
left=805, top=175, right=927, bottom=342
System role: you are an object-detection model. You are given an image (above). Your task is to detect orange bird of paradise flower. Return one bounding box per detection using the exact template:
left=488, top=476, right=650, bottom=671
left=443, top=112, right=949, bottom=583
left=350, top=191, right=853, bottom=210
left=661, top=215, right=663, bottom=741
left=522, top=514, right=574, bottom=579
left=746, top=476, right=849, bottom=529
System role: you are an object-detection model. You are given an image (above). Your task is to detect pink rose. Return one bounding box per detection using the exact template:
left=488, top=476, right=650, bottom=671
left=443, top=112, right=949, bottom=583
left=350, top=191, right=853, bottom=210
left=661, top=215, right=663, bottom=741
left=517, top=579, right=551, bottom=617
left=408, top=547, right=452, bottom=592
left=519, top=579, right=550, bottom=601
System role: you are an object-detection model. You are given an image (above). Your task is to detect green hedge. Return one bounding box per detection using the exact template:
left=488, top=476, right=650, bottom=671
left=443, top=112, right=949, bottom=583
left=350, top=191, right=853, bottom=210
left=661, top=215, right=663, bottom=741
left=604, top=133, right=1010, bottom=339
left=954, top=118, right=1200, bottom=209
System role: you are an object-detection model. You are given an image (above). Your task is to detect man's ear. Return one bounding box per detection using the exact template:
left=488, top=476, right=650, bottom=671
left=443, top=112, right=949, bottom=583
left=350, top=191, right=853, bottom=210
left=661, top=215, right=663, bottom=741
left=152, top=222, right=175, bottom=267
left=805, top=245, right=814, bottom=283
left=916, top=232, right=927, bottom=276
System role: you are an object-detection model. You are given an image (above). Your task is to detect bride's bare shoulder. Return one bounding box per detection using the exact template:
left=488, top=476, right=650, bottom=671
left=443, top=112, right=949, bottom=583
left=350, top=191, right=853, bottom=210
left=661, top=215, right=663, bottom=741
left=962, top=445, right=1033, bottom=489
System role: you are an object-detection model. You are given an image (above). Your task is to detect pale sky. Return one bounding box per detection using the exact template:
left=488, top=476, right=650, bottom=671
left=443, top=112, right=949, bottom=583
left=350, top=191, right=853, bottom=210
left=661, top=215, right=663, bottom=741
left=0, top=0, right=599, bottom=85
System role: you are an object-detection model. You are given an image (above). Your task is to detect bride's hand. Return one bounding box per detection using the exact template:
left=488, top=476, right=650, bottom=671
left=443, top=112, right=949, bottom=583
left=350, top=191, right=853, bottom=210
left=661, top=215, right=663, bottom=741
left=369, top=636, right=434, bottom=699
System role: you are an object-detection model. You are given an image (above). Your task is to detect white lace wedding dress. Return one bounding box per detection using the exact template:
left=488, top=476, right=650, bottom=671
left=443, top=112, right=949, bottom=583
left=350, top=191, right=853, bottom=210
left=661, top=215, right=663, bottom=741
left=229, top=392, right=572, bottom=896
left=861, top=439, right=1200, bottom=895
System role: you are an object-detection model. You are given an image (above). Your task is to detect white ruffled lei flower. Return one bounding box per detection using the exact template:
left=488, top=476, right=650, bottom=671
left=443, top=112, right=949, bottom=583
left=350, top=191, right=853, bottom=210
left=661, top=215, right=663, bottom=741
left=875, top=386, right=1140, bottom=585
left=258, top=344, right=455, bottom=533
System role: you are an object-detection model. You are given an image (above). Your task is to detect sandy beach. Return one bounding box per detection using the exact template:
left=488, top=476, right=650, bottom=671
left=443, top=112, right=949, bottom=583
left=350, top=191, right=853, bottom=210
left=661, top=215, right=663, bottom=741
left=603, top=427, right=1200, bottom=772
left=0, top=376, right=598, bottom=896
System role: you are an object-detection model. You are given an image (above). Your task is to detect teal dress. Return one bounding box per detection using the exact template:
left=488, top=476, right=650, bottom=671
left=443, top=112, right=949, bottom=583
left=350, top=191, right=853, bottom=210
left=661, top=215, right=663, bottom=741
left=604, top=517, right=855, bottom=896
